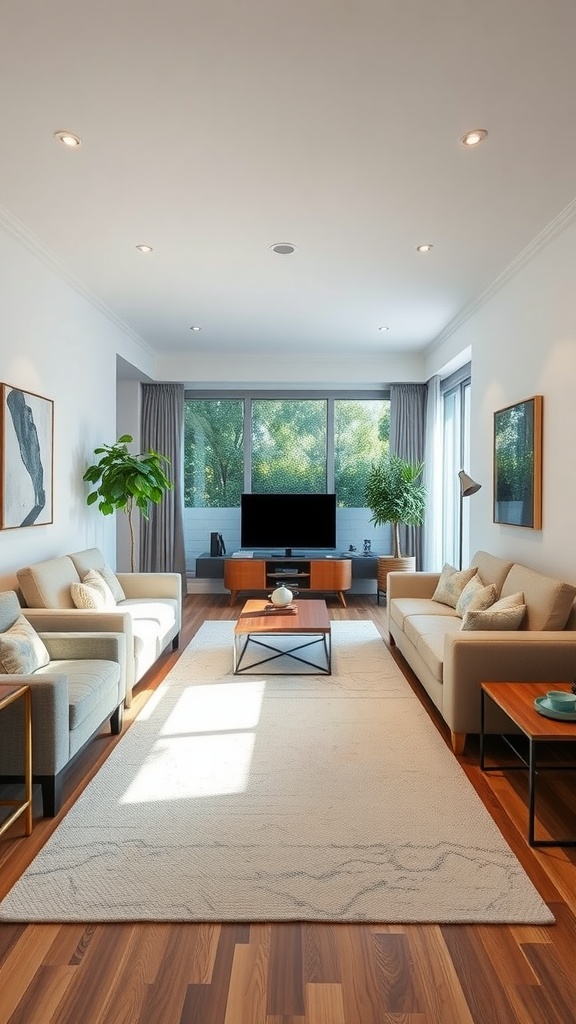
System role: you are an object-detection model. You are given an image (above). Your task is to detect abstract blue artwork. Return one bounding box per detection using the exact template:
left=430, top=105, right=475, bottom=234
left=1, top=383, right=53, bottom=528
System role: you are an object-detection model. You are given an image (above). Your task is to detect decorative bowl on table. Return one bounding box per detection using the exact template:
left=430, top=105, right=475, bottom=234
left=546, top=690, right=576, bottom=713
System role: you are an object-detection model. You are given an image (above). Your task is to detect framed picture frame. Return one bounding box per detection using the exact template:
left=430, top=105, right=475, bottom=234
left=0, top=383, right=54, bottom=529
left=493, top=395, right=542, bottom=529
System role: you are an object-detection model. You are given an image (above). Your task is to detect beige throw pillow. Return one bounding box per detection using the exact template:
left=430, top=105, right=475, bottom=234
left=97, top=565, right=126, bottom=603
left=70, top=569, right=117, bottom=610
left=70, top=582, right=105, bottom=609
left=83, top=569, right=116, bottom=607
left=461, top=592, right=526, bottom=631
left=432, top=564, right=478, bottom=609
left=0, top=614, right=50, bottom=674
left=455, top=575, right=498, bottom=618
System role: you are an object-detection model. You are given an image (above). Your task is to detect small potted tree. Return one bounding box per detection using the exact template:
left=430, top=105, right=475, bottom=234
left=364, top=454, right=427, bottom=602
left=83, top=435, right=173, bottom=572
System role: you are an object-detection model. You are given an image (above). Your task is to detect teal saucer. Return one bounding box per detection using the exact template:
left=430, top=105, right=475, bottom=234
left=534, top=696, right=576, bottom=721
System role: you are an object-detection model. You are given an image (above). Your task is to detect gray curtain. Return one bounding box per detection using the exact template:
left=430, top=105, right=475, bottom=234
left=140, top=383, right=186, bottom=593
left=390, top=383, right=427, bottom=569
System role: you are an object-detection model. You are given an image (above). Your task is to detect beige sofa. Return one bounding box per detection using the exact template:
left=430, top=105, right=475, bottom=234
left=387, top=550, right=576, bottom=753
left=16, top=548, right=182, bottom=707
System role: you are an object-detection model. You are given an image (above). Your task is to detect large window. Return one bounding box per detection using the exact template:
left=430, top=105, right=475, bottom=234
left=184, top=392, right=390, bottom=507
left=334, top=399, right=390, bottom=506
left=184, top=399, right=244, bottom=508
left=251, top=399, right=327, bottom=493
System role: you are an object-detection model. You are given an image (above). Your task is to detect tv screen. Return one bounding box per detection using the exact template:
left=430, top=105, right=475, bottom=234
left=240, top=493, right=337, bottom=554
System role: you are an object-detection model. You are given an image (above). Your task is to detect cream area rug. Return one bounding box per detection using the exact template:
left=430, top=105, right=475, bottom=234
left=0, top=620, right=553, bottom=924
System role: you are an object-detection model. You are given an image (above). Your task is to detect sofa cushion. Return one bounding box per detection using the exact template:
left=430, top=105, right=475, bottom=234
left=389, top=597, right=459, bottom=631
left=403, top=615, right=462, bottom=683
left=68, top=548, right=107, bottom=578
left=0, top=614, right=51, bottom=674
left=470, top=551, right=515, bottom=594
left=501, top=564, right=576, bottom=630
left=455, top=576, right=498, bottom=618
left=17, top=556, right=80, bottom=609
left=432, top=564, right=477, bottom=608
left=35, top=658, right=121, bottom=729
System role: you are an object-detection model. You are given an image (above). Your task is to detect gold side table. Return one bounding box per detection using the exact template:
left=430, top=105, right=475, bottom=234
left=0, top=683, right=33, bottom=837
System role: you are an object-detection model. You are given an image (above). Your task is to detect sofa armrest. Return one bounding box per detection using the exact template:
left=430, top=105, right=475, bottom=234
left=387, top=572, right=440, bottom=601
left=116, top=572, right=181, bottom=601
left=442, top=630, right=576, bottom=734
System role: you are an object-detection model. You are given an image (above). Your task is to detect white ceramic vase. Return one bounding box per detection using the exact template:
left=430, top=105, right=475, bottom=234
left=270, top=585, right=293, bottom=607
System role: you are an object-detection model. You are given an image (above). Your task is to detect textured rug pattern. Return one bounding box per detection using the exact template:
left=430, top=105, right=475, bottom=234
left=0, top=620, right=553, bottom=923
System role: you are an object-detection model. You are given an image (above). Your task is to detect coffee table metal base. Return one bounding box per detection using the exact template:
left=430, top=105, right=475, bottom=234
left=234, top=631, right=331, bottom=674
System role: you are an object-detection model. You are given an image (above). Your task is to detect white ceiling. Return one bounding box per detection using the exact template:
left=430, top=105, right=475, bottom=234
left=2, top=0, right=576, bottom=359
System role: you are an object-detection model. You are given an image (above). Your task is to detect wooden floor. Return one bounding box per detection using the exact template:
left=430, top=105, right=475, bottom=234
left=1, top=594, right=575, bottom=1024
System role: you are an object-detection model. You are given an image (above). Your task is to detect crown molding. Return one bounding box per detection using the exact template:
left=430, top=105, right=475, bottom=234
left=428, top=195, right=576, bottom=354
left=0, top=203, right=155, bottom=356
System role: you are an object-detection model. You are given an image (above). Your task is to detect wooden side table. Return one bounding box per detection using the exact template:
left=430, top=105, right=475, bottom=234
left=0, top=683, right=33, bottom=837
left=480, top=681, right=576, bottom=847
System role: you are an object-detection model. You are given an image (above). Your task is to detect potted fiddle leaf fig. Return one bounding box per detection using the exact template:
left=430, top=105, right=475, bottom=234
left=83, top=434, right=173, bottom=571
left=364, top=453, right=427, bottom=558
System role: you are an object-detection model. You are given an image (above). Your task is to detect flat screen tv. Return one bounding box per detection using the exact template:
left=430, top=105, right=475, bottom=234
left=240, top=493, right=337, bottom=556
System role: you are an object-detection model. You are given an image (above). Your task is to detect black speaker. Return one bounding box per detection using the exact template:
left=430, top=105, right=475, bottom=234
left=210, top=532, right=220, bottom=556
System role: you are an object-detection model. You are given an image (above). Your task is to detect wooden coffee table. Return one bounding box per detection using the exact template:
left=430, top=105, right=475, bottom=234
left=480, top=681, right=576, bottom=847
left=234, top=599, right=331, bottom=674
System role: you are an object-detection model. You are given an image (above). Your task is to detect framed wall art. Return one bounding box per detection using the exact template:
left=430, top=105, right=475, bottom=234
left=493, top=394, right=542, bottom=529
left=1, top=383, right=54, bottom=529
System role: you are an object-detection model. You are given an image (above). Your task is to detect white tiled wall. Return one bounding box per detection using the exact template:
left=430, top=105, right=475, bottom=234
left=185, top=507, right=392, bottom=575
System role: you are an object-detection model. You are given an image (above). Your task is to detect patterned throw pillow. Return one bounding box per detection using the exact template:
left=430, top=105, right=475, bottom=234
left=0, top=614, right=50, bottom=674
left=461, top=592, right=526, bottom=631
left=97, top=565, right=126, bottom=603
left=455, top=575, right=498, bottom=618
left=432, top=564, right=478, bottom=609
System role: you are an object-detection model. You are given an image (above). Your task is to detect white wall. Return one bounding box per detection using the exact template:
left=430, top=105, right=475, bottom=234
left=426, top=215, right=576, bottom=583
left=0, top=223, right=151, bottom=590
left=157, top=350, right=426, bottom=387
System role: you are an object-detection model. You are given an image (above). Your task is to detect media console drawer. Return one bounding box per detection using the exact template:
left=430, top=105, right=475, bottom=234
left=223, top=557, right=351, bottom=608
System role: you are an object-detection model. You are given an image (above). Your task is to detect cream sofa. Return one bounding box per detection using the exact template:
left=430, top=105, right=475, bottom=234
left=16, top=548, right=182, bottom=707
left=387, top=550, right=576, bottom=753
left=0, top=590, right=126, bottom=816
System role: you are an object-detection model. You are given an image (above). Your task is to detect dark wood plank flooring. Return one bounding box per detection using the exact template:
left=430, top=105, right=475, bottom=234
left=0, top=594, right=575, bottom=1024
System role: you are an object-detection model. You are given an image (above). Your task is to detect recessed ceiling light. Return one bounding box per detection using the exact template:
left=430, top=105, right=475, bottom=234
left=136, top=245, right=153, bottom=253
left=378, top=326, right=389, bottom=332
left=460, top=128, right=488, bottom=147
left=270, top=243, right=296, bottom=254
left=54, top=130, right=81, bottom=148
left=416, top=243, right=433, bottom=253
left=190, top=325, right=201, bottom=331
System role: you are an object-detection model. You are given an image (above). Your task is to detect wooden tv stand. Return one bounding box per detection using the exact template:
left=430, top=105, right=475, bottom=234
left=224, top=557, right=352, bottom=607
